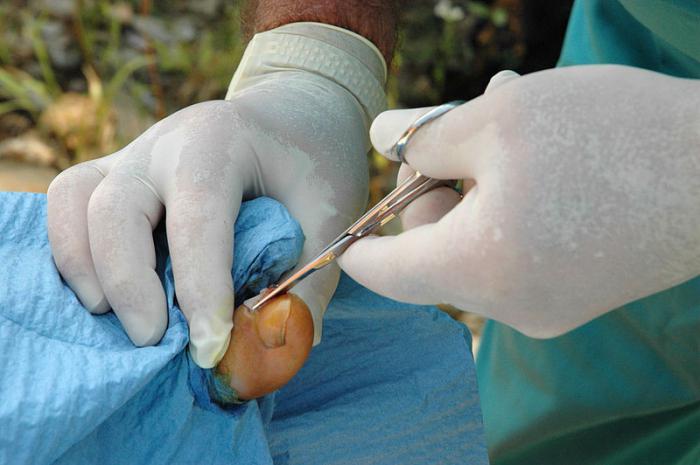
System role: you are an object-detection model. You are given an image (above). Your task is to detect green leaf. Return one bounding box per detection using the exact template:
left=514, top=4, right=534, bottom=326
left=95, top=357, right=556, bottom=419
left=0, top=67, right=52, bottom=114
left=491, top=8, right=508, bottom=28
left=28, top=17, right=61, bottom=97
left=104, top=55, right=151, bottom=102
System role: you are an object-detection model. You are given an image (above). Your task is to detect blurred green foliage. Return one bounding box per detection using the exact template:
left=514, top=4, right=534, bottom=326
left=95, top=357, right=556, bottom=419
left=1, top=1, right=245, bottom=142
left=0, top=0, right=571, bottom=197
left=396, top=0, right=518, bottom=107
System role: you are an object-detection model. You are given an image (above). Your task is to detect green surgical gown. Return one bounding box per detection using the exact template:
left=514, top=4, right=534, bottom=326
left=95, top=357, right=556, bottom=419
left=476, top=1, right=700, bottom=464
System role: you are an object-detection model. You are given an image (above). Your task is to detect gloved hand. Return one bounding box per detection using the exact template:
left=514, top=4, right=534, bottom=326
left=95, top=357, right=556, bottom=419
left=47, top=23, right=386, bottom=368
left=339, top=65, right=700, bottom=337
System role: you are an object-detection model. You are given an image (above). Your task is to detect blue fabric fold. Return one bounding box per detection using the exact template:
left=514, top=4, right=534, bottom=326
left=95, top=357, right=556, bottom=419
left=0, top=192, right=487, bottom=465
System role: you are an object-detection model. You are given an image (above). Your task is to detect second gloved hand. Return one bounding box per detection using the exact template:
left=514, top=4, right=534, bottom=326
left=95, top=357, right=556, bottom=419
left=339, top=65, right=700, bottom=337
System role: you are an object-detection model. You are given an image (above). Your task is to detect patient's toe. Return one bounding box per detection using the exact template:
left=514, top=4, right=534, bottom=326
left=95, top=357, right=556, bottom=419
left=215, top=293, right=314, bottom=400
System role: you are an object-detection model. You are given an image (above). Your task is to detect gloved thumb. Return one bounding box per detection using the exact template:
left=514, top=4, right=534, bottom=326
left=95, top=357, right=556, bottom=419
left=484, top=70, right=520, bottom=94
left=369, top=70, right=519, bottom=180
left=368, top=104, right=481, bottom=180
left=286, top=265, right=339, bottom=346
left=337, top=221, right=449, bottom=306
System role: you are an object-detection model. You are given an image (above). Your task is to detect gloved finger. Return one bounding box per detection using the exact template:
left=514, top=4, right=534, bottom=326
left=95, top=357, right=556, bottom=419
left=164, top=170, right=242, bottom=369
left=47, top=162, right=109, bottom=313
left=484, top=70, right=520, bottom=94
left=337, top=221, right=451, bottom=305
left=288, top=266, right=339, bottom=346
left=280, top=184, right=360, bottom=345
left=396, top=163, right=462, bottom=231
left=87, top=173, right=166, bottom=346
left=368, top=97, right=491, bottom=180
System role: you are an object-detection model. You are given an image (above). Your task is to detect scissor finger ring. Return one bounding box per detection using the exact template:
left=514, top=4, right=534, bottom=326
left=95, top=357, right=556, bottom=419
left=391, top=100, right=465, bottom=165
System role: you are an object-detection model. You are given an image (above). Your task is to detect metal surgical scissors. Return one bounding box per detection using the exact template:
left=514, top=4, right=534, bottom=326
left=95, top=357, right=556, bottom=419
left=250, top=100, right=464, bottom=311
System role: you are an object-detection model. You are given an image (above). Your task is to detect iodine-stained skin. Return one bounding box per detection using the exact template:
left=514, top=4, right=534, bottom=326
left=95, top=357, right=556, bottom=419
left=216, top=293, right=314, bottom=401
left=340, top=65, right=700, bottom=338
left=46, top=23, right=384, bottom=369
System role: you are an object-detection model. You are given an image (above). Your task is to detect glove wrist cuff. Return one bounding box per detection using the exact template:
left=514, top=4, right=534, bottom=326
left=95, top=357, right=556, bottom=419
left=226, top=22, right=387, bottom=122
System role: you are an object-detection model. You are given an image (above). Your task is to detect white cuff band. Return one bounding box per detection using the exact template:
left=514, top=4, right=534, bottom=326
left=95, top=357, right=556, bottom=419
left=226, top=22, right=387, bottom=122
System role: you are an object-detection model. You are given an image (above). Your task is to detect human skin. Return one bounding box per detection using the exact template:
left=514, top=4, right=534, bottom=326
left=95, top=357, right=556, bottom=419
left=243, top=0, right=398, bottom=62
left=216, top=293, right=314, bottom=400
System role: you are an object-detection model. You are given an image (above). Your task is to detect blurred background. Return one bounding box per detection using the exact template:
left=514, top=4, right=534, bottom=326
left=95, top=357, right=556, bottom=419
left=0, top=0, right=573, bottom=341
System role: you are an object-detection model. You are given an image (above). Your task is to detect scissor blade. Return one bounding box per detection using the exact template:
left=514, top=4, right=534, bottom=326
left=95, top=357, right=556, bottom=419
left=250, top=173, right=444, bottom=312
left=249, top=234, right=359, bottom=311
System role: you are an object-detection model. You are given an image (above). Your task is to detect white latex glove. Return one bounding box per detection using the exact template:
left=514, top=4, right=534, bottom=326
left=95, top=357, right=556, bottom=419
left=339, top=65, right=700, bottom=337
left=47, top=23, right=386, bottom=367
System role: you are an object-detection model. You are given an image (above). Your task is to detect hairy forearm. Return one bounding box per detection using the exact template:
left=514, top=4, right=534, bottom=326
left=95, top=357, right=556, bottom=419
left=243, top=0, right=399, bottom=63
